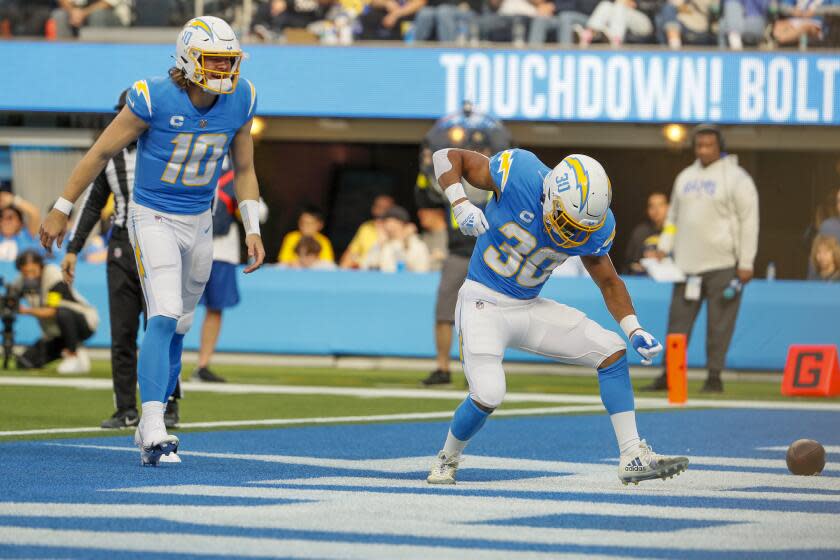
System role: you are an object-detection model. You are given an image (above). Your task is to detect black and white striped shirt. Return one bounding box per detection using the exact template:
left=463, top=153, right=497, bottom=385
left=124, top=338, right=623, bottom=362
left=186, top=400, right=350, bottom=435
left=67, top=144, right=136, bottom=254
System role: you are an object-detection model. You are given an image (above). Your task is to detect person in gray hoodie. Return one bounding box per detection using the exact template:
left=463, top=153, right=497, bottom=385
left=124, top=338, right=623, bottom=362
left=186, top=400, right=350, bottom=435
left=643, top=124, right=759, bottom=393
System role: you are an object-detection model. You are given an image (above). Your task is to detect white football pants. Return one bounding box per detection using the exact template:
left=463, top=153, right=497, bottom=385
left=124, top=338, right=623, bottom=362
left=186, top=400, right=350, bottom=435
left=128, top=202, right=213, bottom=335
left=456, top=279, right=625, bottom=409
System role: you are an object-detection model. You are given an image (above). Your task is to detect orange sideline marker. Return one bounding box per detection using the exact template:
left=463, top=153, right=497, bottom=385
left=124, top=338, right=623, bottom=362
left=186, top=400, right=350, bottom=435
left=666, top=334, right=687, bottom=405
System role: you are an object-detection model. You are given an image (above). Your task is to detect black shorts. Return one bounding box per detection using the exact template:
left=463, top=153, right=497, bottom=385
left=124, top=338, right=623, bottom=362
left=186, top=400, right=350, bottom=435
left=434, top=254, right=470, bottom=323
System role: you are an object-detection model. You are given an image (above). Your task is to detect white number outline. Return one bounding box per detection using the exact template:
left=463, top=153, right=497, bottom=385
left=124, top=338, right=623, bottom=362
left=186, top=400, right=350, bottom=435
left=482, top=221, right=567, bottom=287
left=160, top=133, right=228, bottom=186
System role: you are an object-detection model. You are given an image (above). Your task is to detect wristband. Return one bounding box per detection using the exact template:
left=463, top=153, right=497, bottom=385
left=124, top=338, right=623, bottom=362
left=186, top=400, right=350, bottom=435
left=53, top=197, right=74, bottom=216
left=239, top=199, right=261, bottom=236
left=619, top=315, right=642, bottom=339
left=444, top=182, right=468, bottom=207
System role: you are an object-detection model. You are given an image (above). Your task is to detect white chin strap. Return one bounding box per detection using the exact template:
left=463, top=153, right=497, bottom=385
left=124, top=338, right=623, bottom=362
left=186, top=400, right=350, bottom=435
left=203, top=78, right=234, bottom=93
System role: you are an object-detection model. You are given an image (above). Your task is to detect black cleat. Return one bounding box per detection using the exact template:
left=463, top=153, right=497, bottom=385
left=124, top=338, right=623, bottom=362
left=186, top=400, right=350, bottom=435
left=164, top=399, right=180, bottom=429
left=421, top=369, right=451, bottom=386
left=100, top=409, right=139, bottom=430
left=192, top=367, right=226, bottom=383
left=640, top=373, right=668, bottom=391
left=700, top=377, right=724, bottom=393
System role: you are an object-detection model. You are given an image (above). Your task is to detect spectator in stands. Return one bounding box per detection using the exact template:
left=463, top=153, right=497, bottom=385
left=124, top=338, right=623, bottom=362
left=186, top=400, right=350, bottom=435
left=480, top=0, right=538, bottom=42
left=803, top=186, right=839, bottom=275
left=305, top=0, right=364, bottom=43
left=418, top=206, right=448, bottom=271
left=772, top=0, right=829, bottom=46
left=817, top=186, right=840, bottom=243
left=529, top=0, right=601, bottom=44
left=656, top=0, right=718, bottom=48
left=252, top=0, right=334, bottom=39
left=0, top=190, right=41, bottom=262
left=340, top=194, right=394, bottom=268
left=718, top=0, right=771, bottom=49
left=358, top=0, right=426, bottom=39
left=643, top=124, right=759, bottom=394
left=413, top=0, right=482, bottom=41
left=808, top=234, right=840, bottom=281
left=623, top=192, right=669, bottom=275
left=14, top=250, right=98, bottom=374
left=295, top=236, right=338, bottom=269
left=574, top=0, right=656, bottom=46
left=362, top=206, right=431, bottom=272
left=0, top=0, right=54, bottom=36
left=52, top=0, right=127, bottom=38
left=278, top=206, right=335, bottom=266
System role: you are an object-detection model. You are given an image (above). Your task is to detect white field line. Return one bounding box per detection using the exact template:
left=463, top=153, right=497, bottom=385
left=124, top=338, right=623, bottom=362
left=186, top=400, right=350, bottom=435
left=759, top=445, right=840, bottom=454
left=0, top=405, right=606, bottom=438
left=2, top=375, right=840, bottom=411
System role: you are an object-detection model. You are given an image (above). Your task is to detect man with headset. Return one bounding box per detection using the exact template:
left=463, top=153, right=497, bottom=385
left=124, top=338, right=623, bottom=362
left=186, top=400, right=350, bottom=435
left=643, top=124, right=759, bottom=393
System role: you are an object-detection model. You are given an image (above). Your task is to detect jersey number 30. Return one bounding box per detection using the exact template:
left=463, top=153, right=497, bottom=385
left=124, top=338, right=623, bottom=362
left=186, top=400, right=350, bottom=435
left=161, top=133, right=227, bottom=186
left=483, top=222, right=567, bottom=288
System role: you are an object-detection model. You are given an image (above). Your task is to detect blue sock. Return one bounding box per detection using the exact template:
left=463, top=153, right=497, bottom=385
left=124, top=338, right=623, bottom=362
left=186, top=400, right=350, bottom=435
left=597, top=354, right=635, bottom=415
left=138, top=316, right=177, bottom=403
left=165, top=333, right=185, bottom=400
left=450, top=397, right=491, bottom=441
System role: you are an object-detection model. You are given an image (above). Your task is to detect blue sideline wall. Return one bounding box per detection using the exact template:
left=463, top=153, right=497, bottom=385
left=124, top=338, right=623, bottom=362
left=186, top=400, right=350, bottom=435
left=2, top=263, right=838, bottom=371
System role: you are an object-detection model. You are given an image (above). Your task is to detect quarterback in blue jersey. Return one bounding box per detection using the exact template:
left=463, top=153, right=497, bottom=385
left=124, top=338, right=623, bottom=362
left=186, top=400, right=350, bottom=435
left=426, top=147, right=689, bottom=486
left=40, top=16, right=266, bottom=466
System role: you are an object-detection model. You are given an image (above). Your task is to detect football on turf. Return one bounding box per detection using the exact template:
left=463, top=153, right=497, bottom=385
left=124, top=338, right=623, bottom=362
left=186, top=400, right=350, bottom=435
left=786, top=439, right=826, bottom=476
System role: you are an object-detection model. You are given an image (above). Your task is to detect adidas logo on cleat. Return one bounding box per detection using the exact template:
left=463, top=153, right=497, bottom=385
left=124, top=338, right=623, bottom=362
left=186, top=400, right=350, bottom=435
left=625, top=457, right=645, bottom=471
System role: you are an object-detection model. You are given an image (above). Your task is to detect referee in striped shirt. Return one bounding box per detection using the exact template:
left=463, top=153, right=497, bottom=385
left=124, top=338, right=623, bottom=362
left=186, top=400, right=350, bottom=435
left=62, top=89, right=180, bottom=430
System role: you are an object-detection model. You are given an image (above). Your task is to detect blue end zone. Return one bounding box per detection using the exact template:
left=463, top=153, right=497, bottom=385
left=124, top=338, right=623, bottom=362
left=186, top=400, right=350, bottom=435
left=0, top=408, right=838, bottom=558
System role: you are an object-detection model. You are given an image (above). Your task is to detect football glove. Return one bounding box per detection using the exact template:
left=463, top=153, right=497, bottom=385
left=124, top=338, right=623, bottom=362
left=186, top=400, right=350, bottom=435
left=452, top=201, right=489, bottom=237
left=630, top=329, right=663, bottom=366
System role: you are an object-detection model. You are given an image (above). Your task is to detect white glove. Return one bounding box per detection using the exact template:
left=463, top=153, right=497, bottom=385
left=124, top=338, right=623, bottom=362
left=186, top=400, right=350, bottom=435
left=630, top=329, right=663, bottom=366
left=452, top=201, right=489, bottom=237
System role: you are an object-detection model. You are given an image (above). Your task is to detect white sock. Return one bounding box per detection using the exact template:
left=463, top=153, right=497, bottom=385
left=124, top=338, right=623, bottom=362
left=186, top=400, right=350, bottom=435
left=610, top=410, right=641, bottom=455
left=140, top=401, right=167, bottom=441
left=442, top=430, right=467, bottom=459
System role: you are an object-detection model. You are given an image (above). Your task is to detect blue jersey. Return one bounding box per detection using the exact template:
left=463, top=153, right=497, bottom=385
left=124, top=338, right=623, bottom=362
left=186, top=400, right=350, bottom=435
left=466, top=149, right=616, bottom=299
left=126, top=76, right=257, bottom=214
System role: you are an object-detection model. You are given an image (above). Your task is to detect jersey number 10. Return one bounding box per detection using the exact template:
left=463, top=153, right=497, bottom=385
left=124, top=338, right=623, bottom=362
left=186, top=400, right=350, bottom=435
left=161, top=133, right=228, bottom=186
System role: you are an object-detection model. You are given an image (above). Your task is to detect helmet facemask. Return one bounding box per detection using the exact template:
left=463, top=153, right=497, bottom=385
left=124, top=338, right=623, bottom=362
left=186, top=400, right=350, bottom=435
left=543, top=196, right=605, bottom=249
left=187, top=49, right=243, bottom=94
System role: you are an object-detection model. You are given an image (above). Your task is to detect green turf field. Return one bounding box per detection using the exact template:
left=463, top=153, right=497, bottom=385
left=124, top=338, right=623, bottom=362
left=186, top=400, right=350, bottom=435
left=1, top=359, right=836, bottom=441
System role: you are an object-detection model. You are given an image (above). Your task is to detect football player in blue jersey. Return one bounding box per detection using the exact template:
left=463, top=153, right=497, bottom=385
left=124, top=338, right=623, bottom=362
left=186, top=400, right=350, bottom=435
left=39, top=16, right=266, bottom=466
left=426, top=147, right=689, bottom=486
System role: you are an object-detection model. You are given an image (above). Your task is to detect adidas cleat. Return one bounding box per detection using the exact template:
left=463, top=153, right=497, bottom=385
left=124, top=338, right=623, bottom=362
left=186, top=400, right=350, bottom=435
left=134, top=427, right=179, bottom=467
left=158, top=451, right=182, bottom=464
left=427, top=451, right=460, bottom=485
left=618, top=440, right=689, bottom=485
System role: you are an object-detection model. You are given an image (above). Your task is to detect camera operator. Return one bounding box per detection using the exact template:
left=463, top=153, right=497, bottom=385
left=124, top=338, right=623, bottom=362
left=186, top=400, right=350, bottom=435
left=14, top=250, right=98, bottom=374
